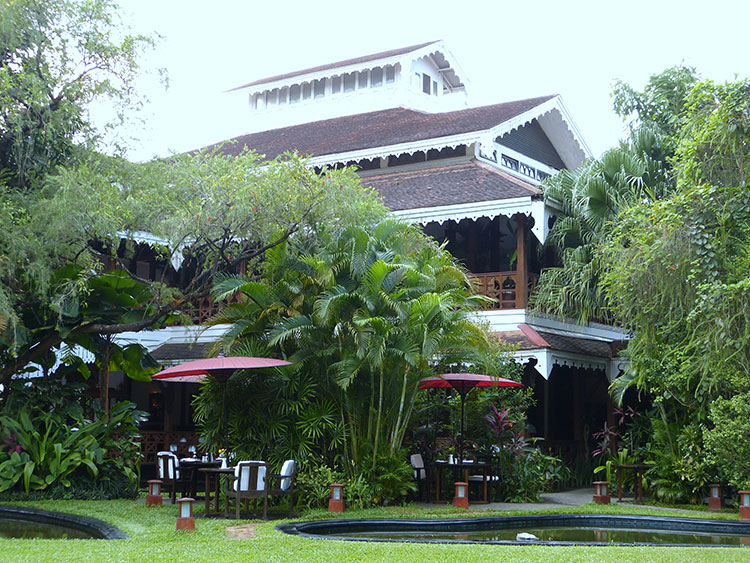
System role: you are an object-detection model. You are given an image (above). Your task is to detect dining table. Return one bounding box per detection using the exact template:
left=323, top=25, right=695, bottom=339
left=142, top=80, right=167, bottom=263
left=198, top=466, right=236, bottom=517
left=616, top=463, right=652, bottom=504
left=432, top=460, right=490, bottom=504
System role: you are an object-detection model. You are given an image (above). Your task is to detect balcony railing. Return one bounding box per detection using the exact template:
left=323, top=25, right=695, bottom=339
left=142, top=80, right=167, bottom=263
left=184, top=293, right=243, bottom=324
left=472, top=271, right=539, bottom=309
left=138, top=431, right=199, bottom=464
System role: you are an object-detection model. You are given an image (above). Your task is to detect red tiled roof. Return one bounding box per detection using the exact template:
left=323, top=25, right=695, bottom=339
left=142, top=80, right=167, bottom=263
left=495, top=328, right=625, bottom=358
left=228, top=41, right=440, bottom=92
left=363, top=160, right=540, bottom=211
left=208, top=96, right=556, bottom=160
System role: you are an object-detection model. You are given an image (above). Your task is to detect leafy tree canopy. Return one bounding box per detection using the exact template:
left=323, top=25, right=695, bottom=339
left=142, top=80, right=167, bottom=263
left=0, top=0, right=155, bottom=191
left=0, top=148, right=388, bottom=386
left=531, top=66, right=702, bottom=324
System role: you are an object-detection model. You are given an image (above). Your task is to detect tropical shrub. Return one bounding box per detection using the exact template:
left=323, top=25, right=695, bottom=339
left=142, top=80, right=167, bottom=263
left=357, top=448, right=416, bottom=505
left=0, top=379, right=146, bottom=499
left=295, top=462, right=345, bottom=510
left=704, top=392, right=750, bottom=491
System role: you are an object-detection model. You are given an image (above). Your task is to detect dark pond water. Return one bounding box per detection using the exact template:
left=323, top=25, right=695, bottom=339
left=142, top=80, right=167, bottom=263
left=331, top=526, right=748, bottom=546
left=280, top=515, right=750, bottom=547
left=0, top=517, right=94, bottom=539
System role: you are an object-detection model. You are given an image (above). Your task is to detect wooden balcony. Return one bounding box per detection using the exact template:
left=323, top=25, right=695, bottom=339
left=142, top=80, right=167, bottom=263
left=472, top=271, right=539, bottom=309
left=184, top=293, right=243, bottom=324
left=138, top=430, right=200, bottom=464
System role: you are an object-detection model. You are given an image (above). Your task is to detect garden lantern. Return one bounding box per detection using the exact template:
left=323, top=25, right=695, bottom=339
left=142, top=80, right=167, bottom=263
left=708, top=484, right=722, bottom=510
left=146, top=479, right=163, bottom=506
left=176, top=497, right=195, bottom=531
left=329, top=484, right=344, bottom=513
left=739, top=491, right=750, bottom=520
left=453, top=481, right=469, bottom=509
left=593, top=481, right=610, bottom=504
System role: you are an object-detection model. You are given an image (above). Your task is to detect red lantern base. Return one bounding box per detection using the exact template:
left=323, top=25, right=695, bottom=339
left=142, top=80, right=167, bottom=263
left=593, top=481, right=610, bottom=504
left=453, top=495, right=469, bottom=509
left=740, top=506, right=750, bottom=520
left=176, top=517, right=195, bottom=531
left=328, top=499, right=344, bottom=513
left=708, top=497, right=722, bottom=510
left=146, top=494, right=163, bottom=506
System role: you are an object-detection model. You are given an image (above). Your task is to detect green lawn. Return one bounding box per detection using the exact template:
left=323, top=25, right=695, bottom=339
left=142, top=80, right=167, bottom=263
left=1, top=498, right=749, bottom=562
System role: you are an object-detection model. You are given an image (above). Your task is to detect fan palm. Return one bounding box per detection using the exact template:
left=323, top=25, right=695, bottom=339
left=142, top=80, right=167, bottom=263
left=531, top=126, right=673, bottom=324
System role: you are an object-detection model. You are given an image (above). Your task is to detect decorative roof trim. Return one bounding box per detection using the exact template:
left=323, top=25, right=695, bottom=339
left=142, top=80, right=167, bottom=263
left=120, top=230, right=186, bottom=270
left=241, top=59, right=406, bottom=97
left=306, top=97, right=589, bottom=170
left=228, top=40, right=439, bottom=93
left=307, top=132, right=481, bottom=167
left=513, top=348, right=615, bottom=380
left=392, top=195, right=552, bottom=244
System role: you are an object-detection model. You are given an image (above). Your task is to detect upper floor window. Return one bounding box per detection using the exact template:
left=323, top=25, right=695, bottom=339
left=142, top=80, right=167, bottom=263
left=385, top=65, right=395, bottom=83
left=371, top=67, right=383, bottom=87
left=290, top=84, right=300, bottom=103
left=343, top=72, right=356, bottom=92
left=358, top=70, right=369, bottom=89
left=332, top=76, right=341, bottom=94
left=313, top=79, right=325, bottom=98
left=422, top=73, right=431, bottom=94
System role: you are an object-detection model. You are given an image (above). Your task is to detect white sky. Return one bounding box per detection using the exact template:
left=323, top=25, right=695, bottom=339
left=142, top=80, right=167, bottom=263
left=113, top=0, right=749, bottom=162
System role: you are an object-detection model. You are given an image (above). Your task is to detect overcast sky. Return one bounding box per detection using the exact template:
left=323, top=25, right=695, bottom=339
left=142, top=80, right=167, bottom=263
left=113, top=0, right=749, bottom=162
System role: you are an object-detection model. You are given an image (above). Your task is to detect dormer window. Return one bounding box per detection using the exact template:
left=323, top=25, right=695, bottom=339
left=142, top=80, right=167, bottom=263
left=371, top=68, right=383, bottom=87
left=385, top=65, right=395, bottom=83
left=343, top=73, right=356, bottom=92
left=332, top=76, right=341, bottom=94
left=358, top=71, right=368, bottom=88
left=422, top=74, right=431, bottom=95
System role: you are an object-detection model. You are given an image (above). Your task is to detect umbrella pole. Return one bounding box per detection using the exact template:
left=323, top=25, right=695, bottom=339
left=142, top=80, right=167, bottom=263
left=223, top=382, right=229, bottom=456
left=459, top=393, right=465, bottom=463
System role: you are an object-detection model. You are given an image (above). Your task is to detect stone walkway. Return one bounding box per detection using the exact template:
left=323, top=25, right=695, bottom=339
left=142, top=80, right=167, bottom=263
left=422, top=487, right=706, bottom=514
left=225, top=523, right=259, bottom=539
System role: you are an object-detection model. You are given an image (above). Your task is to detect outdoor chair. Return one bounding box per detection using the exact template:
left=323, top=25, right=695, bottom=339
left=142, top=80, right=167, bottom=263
left=410, top=453, right=430, bottom=500
left=469, top=447, right=501, bottom=500
left=267, top=459, right=297, bottom=517
left=156, top=451, right=184, bottom=503
left=231, top=460, right=268, bottom=519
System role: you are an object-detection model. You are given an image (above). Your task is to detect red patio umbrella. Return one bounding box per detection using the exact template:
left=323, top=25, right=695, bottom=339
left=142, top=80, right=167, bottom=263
left=153, top=356, right=291, bottom=453
left=418, top=373, right=522, bottom=461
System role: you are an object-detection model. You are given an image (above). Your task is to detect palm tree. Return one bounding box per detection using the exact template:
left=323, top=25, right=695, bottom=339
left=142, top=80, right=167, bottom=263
left=216, top=219, right=493, bottom=471
left=531, top=126, right=672, bottom=324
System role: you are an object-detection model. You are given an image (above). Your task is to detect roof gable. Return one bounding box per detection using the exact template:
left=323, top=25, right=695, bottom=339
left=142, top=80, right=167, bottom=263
left=497, top=121, right=566, bottom=170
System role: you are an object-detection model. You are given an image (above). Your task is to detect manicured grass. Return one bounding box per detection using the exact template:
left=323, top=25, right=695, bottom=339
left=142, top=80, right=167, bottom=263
left=1, top=497, right=748, bottom=562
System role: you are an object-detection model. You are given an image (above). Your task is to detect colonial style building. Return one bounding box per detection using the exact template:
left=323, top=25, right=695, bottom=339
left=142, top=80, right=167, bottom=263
left=111, top=41, right=627, bottom=463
